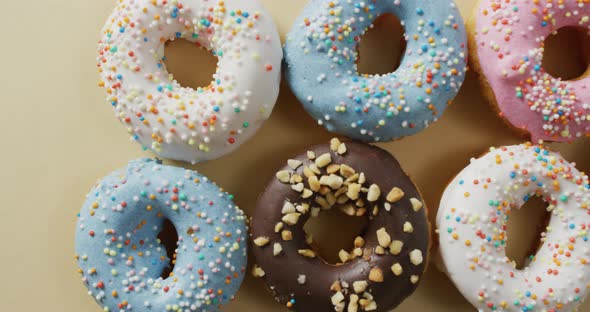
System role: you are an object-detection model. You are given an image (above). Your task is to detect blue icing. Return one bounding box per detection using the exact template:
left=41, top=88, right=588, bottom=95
left=284, top=0, right=467, bottom=142
left=75, top=158, right=247, bottom=311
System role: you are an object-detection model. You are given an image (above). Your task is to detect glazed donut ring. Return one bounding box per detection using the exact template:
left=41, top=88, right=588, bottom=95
left=284, top=0, right=468, bottom=142
left=251, top=139, right=429, bottom=311
left=98, top=0, right=282, bottom=163
left=437, top=144, right=590, bottom=311
left=470, top=0, right=590, bottom=142
left=75, top=159, right=248, bottom=311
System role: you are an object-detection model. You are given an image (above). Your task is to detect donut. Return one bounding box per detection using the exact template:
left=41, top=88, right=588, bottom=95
left=74, top=158, right=248, bottom=311
left=469, top=0, right=590, bottom=142
left=97, top=0, right=282, bottom=164
left=283, top=0, right=468, bottom=142
left=436, top=143, right=590, bottom=311
left=251, top=139, right=430, bottom=311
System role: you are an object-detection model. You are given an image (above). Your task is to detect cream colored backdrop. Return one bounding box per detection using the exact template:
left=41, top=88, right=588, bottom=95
left=0, top=0, right=588, bottom=311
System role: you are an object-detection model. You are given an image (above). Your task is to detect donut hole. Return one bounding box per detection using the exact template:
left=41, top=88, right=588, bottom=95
left=303, top=208, right=369, bottom=264
left=356, top=13, right=407, bottom=76
left=163, top=39, right=218, bottom=90
left=505, top=196, right=551, bottom=270
left=542, top=27, right=590, bottom=81
left=157, top=219, right=179, bottom=279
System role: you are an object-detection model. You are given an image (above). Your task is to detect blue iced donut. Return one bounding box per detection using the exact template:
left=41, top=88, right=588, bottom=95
left=284, top=0, right=468, bottom=142
left=75, top=159, right=248, bottom=311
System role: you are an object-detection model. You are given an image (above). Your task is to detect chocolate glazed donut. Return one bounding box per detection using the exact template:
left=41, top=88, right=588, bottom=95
left=251, top=139, right=430, bottom=311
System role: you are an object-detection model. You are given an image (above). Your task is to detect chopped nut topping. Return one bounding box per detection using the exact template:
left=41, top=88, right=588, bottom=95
left=308, top=176, right=320, bottom=191
left=347, top=183, right=361, bottom=200
left=297, top=275, right=307, bottom=285
left=367, top=184, right=381, bottom=202
left=291, top=183, right=304, bottom=192
left=352, top=247, right=363, bottom=257
left=375, top=246, right=385, bottom=255
left=290, top=174, right=303, bottom=184
left=384, top=203, right=392, bottom=211
left=315, top=153, right=332, bottom=168
left=307, top=151, right=316, bottom=160
left=309, top=164, right=321, bottom=174
left=298, top=249, right=317, bottom=258
left=253, top=237, right=270, bottom=247
left=337, top=143, right=347, bottom=155
left=338, top=249, right=350, bottom=263
left=386, top=187, right=405, bottom=203
left=368, top=267, right=384, bottom=282
left=288, top=159, right=303, bottom=170
left=273, top=243, right=283, bottom=256
left=364, top=300, right=377, bottom=311
left=339, top=164, right=355, bottom=178
left=274, top=222, right=283, bottom=233
left=282, top=213, right=301, bottom=225
left=331, top=291, right=345, bottom=305
left=282, top=201, right=296, bottom=214
left=410, top=275, right=420, bottom=284
left=330, top=138, right=342, bottom=151
left=410, top=198, right=423, bottom=211
left=252, top=265, right=265, bottom=277
left=327, top=164, right=341, bottom=174
left=376, top=228, right=391, bottom=248
left=276, top=170, right=290, bottom=183
left=389, top=240, right=404, bottom=255
left=315, top=196, right=331, bottom=209
left=281, top=230, right=293, bottom=241
left=301, top=188, right=313, bottom=198
left=339, top=204, right=356, bottom=216
left=352, top=281, right=368, bottom=293
left=358, top=172, right=366, bottom=184
left=391, top=263, right=403, bottom=276
left=348, top=294, right=359, bottom=312
left=296, top=203, right=309, bottom=214
left=409, top=249, right=423, bottom=266
left=403, top=221, right=414, bottom=233
left=311, top=207, right=320, bottom=218
left=354, top=236, right=365, bottom=248
left=330, top=280, right=342, bottom=292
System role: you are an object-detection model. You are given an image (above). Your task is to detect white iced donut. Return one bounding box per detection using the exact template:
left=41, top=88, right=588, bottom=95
left=437, top=143, right=590, bottom=311
left=98, top=0, right=282, bottom=163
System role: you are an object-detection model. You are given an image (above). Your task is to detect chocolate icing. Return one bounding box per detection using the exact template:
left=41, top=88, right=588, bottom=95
left=251, top=141, right=429, bottom=311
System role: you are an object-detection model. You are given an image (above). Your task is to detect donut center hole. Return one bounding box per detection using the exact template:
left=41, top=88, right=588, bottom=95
left=505, top=196, right=551, bottom=270
left=303, top=208, right=369, bottom=264
left=157, top=219, right=179, bottom=279
left=357, top=13, right=407, bottom=75
left=542, top=27, right=590, bottom=81
left=163, top=39, right=218, bottom=90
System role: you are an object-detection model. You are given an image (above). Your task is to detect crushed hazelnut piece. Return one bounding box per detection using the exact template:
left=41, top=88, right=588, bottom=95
left=352, top=281, right=368, bottom=293
left=276, top=170, right=290, bottom=183
left=375, top=246, right=385, bottom=255
left=291, top=183, right=304, bottom=192
left=339, top=164, right=355, bottom=178
left=410, top=198, right=423, bottom=211
left=386, top=187, right=405, bottom=202
left=330, top=280, right=342, bottom=292
left=282, top=201, right=296, bottom=214
left=252, top=265, right=265, bottom=277
left=327, top=164, right=341, bottom=174
left=298, top=249, right=317, bottom=258
left=330, top=138, right=342, bottom=151
left=288, top=159, right=303, bottom=170
left=309, top=176, right=320, bottom=191
left=376, top=228, right=391, bottom=248
left=282, top=213, right=301, bottom=225
left=347, top=183, right=361, bottom=200
left=315, top=153, right=332, bottom=168
left=340, top=204, right=356, bottom=216
left=338, top=249, right=350, bottom=263
left=409, top=249, right=423, bottom=266
left=410, top=275, right=420, bottom=284
left=302, top=188, right=313, bottom=198
left=354, top=236, right=365, bottom=248
left=403, top=221, right=414, bottom=233
left=389, top=240, right=404, bottom=255
left=281, top=230, right=293, bottom=241
left=337, top=143, right=347, bottom=155
left=297, top=275, right=307, bottom=285
left=273, top=243, right=283, bottom=256
left=331, top=291, right=345, bottom=305
left=274, top=222, right=283, bottom=233
left=253, top=237, right=269, bottom=247
left=348, top=294, right=359, bottom=312
left=367, top=184, right=381, bottom=202
left=307, top=151, right=316, bottom=159
left=368, top=268, right=384, bottom=282
left=358, top=172, right=366, bottom=184
left=391, top=263, right=403, bottom=276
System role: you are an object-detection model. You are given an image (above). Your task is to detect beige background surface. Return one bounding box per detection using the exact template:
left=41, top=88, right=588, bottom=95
left=0, top=0, right=589, bottom=311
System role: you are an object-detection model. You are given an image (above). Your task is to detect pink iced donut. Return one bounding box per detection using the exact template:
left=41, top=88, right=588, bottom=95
left=470, top=0, right=590, bottom=142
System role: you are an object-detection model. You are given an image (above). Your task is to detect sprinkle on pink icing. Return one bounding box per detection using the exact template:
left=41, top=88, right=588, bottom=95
left=474, top=0, right=590, bottom=142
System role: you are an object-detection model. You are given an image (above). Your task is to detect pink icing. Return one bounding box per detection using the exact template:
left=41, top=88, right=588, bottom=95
left=474, top=0, right=590, bottom=142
